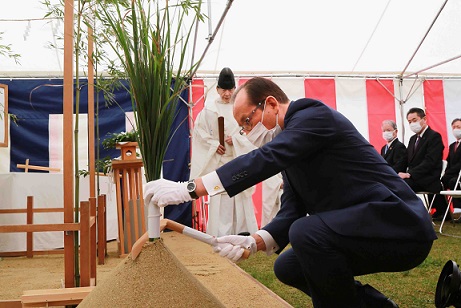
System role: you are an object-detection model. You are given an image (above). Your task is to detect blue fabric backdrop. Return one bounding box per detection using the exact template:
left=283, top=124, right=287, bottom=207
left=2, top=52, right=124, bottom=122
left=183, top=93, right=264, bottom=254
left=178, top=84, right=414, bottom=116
left=1, top=78, right=192, bottom=226
left=162, top=88, right=192, bottom=225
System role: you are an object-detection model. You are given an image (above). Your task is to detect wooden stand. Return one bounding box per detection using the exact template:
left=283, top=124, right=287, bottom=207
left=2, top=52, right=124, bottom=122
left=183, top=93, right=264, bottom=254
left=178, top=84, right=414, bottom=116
left=0, top=196, right=106, bottom=263
left=112, top=142, right=146, bottom=256
left=0, top=196, right=97, bottom=287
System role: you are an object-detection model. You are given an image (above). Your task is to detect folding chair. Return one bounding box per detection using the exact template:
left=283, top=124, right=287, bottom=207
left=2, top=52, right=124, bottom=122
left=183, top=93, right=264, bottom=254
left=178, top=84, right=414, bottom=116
left=417, top=160, right=448, bottom=214
left=438, top=169, right=461, bottom=235
left=417, top=192, right=436, bottom=212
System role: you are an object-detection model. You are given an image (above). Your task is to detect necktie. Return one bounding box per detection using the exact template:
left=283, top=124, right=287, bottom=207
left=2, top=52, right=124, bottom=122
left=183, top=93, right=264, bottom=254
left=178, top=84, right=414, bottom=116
left=455, top=141, right=460, bottom=152
left=384, top=145, right=389, bottom=154
left=415, top=135, right=421, bottom=149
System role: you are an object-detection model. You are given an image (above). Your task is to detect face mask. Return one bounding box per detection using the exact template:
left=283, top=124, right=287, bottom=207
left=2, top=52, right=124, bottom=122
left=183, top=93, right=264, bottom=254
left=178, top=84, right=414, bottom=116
left=382, top=131, right=394, bottom=142
left=246, top=113, right=282, bottom=148
left=409, top=121, right=422, bottom=134
left=453, top=128, right=461, bottom=140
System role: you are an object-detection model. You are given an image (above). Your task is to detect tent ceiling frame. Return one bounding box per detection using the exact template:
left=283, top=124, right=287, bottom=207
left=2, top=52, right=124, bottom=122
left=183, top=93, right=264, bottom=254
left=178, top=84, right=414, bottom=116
left=400, top=0, right=449, bottom=77
left=403, top=54, right=461, bottom=79
left=189, top=0, right=234, bottom=79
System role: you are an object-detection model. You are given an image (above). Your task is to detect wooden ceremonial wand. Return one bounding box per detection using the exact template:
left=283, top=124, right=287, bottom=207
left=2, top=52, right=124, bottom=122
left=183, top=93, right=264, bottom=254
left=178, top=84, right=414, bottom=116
left=131, top=219, right=250, bottom=260
left=218, top=116, right=225, bottom=146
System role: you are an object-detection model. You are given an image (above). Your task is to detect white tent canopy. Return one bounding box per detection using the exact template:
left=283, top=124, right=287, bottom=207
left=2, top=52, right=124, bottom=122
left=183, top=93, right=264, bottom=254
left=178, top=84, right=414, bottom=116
left=2, top=0, right=461, bottom=254
left=1, top=0, right=461, bottom=77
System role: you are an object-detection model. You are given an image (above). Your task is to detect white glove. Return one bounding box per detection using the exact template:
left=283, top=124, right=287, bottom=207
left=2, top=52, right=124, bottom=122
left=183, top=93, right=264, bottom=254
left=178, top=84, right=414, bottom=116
left=211, top=235, right=257, bottom=262
left=143, top=179, right=192, bottom=207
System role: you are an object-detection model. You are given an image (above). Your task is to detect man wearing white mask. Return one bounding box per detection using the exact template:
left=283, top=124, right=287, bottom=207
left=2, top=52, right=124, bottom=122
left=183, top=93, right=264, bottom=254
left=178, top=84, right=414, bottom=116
left=441, top=118, right=461, bottom=209
left=145, top=78, right=436, bottom=307
left=399, top=107, right=445, bottom=218
left=380, top=120, right=407, bottom=173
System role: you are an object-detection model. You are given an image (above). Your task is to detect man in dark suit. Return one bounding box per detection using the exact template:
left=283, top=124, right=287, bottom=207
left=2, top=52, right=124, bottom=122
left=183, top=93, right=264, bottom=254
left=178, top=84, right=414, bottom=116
left=441, top=118, right=461, bottom=208
left=380, top=120, right=407, bottom=173
left=145, top=78, right=436, bottom=307
left=398, top=107, right=445, bottom=218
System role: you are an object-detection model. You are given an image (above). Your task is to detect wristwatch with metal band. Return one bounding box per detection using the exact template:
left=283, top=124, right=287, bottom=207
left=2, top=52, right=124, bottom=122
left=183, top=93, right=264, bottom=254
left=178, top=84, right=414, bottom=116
left=186, top=180, right=199, bottom=199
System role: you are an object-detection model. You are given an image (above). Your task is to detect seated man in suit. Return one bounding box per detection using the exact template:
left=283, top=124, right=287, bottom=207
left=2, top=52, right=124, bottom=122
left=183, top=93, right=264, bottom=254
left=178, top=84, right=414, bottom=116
left=145, top=78, right=436, bottom=307
left=398, top=107, right=445, bottom=218
left=380, top=120, right=407, bottom=173
left=441, top=118, right=461, bottom=209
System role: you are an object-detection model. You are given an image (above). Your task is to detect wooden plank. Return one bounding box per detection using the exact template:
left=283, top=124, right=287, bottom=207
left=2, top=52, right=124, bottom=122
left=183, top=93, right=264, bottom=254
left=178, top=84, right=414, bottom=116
left=89, top=216, right=96, bottom=227
left=63, top=0, right=75, bottom=288
left=0, top=300, right=22, bottom=308
left=80, top=201, right=90, bottom=287
left=24, top=159, right=29, bottom=172
left=115, top=141, right=138, bottom=149
left=0, top=209, right=27, bottom=214
left=87, top=26, right=96, bottom=200
left=103, top=195, right=107, bottom=255
left=114, top=168, right=125, bottom=255
left=16, top=163, right=61, bottom=172
left=23, top=286, right=94, bottom=296
left=97, top=194, right=106, bottom=265
left=129, top=169, right=139, bottom=240
left=0, top=223, right=80, bottom=233
left=0, top=208, right=64, bottom=214
left=21, top=286, right=94, bottom=307
left=121, top=170, right=132, bottom=252
left=26, top=197, right=33, bottom=258
left=0, top=250, right=64, bottom=257
left=89, top=198, right=97, bottom=282
left=34, top=208, right=65, bottom=213
left=111, top=159, right=144, bottom=169
left=137, top=169, right=146, bottom=233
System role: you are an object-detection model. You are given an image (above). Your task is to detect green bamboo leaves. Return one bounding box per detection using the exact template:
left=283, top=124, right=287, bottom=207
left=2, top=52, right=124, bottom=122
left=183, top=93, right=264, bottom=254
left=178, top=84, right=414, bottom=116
left=97, top=0, right=204, bottom=181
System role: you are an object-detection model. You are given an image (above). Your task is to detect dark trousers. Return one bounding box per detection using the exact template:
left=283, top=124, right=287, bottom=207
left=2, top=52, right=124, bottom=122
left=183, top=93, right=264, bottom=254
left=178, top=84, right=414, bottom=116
left=273, top=215, right=433, bottom=308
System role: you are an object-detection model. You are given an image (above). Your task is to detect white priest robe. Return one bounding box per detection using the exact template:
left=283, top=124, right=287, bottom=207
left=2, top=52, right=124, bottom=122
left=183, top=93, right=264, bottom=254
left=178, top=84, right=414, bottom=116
left=190, top=98, right=258, bottom=237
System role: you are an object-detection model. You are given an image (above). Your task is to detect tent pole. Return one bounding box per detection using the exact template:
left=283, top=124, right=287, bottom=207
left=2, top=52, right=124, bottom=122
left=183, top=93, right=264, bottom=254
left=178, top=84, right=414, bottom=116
left=189, top=0, right=234, bottom=79
left=400, top=0, right=448, bottom=77
left=398, top=77, right=406, bottom=143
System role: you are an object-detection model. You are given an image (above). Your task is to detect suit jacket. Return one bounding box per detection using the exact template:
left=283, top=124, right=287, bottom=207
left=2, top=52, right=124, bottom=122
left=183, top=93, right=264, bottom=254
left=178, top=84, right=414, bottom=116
left=441, top=141, right=461, bottom=188
left=406, top=127, right=444, bottom=192
left=216, top=98, right=436, bottom=252
left=380, top=138, right=407, bottom=173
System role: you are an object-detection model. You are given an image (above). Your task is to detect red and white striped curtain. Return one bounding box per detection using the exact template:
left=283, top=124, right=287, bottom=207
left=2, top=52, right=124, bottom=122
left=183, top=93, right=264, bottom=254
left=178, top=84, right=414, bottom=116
left=190, top=76, right=461, bottom=228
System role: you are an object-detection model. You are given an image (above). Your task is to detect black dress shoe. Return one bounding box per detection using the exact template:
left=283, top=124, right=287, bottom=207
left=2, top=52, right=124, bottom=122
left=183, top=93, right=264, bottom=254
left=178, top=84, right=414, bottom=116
left=382, top=298, right=399, bottom=308
left=364, top=296, right=398, bottom=308
left=361, top=283, right=399, bottom=308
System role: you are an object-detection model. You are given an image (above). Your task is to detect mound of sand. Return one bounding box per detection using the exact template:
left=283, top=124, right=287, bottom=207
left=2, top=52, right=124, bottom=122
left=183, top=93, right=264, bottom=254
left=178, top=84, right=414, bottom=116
left=78, top=239, right=224, bottom=307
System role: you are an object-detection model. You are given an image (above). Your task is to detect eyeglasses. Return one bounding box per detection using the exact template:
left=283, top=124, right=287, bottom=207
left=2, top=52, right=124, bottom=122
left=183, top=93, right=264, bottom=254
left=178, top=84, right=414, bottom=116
left=239, top=99, right=266, bottom=135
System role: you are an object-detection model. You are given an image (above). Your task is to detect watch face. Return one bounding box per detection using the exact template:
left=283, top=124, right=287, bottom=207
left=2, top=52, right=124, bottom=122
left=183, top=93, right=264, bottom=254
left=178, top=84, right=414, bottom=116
left=187, top=181, right=196, bottom=192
